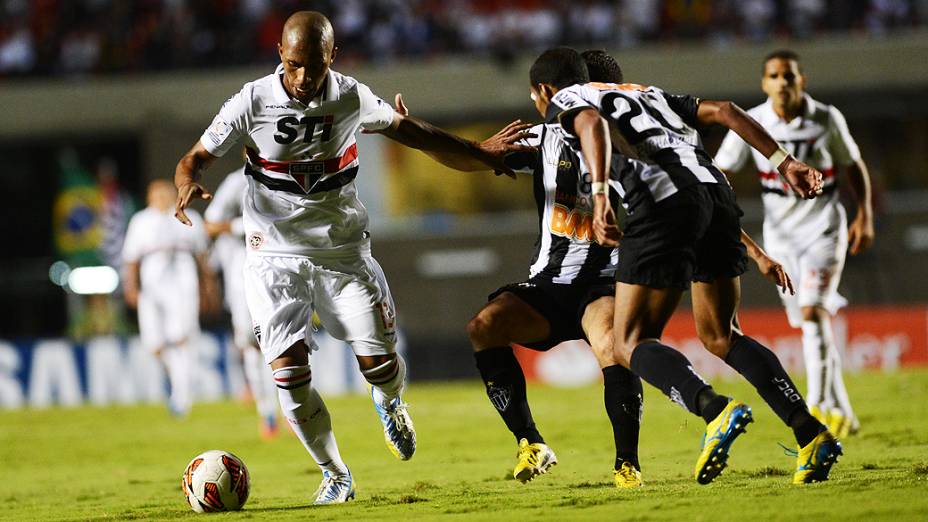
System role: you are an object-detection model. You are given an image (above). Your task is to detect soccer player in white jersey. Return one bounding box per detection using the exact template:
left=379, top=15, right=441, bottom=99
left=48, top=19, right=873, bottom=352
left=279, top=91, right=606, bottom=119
left=204, top=167, right=280, bottom=440
left=122, top=180, right=212, bottom=417
left=172, top=11, right=530, bottom=505
left=533, top=47, right=841, bottom=485
left=715, top=50, right=874, bottom=438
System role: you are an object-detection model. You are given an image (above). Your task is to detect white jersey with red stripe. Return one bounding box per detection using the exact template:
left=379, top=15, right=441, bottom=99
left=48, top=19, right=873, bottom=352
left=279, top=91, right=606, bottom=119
left=714, top=94, right=861, bottom=251
left=199, top=65, right=395, bottom=258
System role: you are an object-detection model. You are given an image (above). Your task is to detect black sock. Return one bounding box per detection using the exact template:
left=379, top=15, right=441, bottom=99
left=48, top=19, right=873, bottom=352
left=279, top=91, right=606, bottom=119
left=474, top=347, right=544, bottom=444
left=629, top=341, right=720, bottom=418
left=696, top=387, right=730, bottom=423
left=602, top=364, right=643, bottom=471
left=724, top=335, right=825, bottom=445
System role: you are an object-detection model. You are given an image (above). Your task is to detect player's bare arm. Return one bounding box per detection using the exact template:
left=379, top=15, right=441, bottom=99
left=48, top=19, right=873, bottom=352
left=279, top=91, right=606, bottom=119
left=123, top=261, right=140, bottom=309
left=845, top=159, right=875, bottom=255
left=697, top=100, right=823, bottom=199
left=740, top=228, right=794, bottom=295
left=572, top=107, right=620, bottom=247
left=381, top=94, right=536, bottom=175
left=377, top=110, right=533, bottom=177
left=174, top=141, right=218, bottom=226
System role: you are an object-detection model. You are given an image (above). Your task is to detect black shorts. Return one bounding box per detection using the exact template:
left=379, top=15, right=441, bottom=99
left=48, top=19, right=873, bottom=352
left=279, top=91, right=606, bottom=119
left=488, top=277, right=615, bottom=351
left=616, top=183, right=748, bottom=289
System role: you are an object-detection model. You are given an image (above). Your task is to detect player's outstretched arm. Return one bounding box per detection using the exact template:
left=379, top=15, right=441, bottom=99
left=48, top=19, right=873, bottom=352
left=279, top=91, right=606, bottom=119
left=697, top=101, right=823, bottom=199
left=376, top=94, right=535, bottom=176
left=740, top=228, right=794, bottom=295
left=845, top=159, right=875, bottom=255
left=175, top=141, right=218, bottom=226
left=573, top=108, right=620, bottom=247
left=377, top=108, right=534, bottom=177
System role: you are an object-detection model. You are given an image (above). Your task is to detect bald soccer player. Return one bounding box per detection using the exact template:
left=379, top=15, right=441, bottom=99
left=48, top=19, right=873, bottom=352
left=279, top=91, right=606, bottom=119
left=173, top=11, right=531, bottom=505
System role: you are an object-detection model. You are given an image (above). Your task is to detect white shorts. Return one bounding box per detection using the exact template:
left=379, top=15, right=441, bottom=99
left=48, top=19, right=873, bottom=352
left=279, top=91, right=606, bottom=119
left=766, top=227, right=848, bottom=328
left=137, top=289, right=200, bottom=352
left=244, top=254, right=398, bottom=364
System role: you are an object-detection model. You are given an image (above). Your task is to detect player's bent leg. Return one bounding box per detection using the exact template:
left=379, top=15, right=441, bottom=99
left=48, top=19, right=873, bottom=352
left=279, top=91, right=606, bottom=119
left=468, top=292, right=556, bottom=482
left=472, top=291, right=557, bottom=486
left=614, top=282, right=748, bottom=485
left=582, top=296, right=643, bottom=487
left=695, top=277, right=835, bottom=481
left=271, top=342, right=352, bottom=504
left=358, top=353, right=416, bottom=460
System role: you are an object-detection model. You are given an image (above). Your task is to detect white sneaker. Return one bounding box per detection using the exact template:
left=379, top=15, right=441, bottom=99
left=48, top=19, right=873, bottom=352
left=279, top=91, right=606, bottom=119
left=313, top=470, right=355, bottom=505
left=373, top=392, right=417, bottom=460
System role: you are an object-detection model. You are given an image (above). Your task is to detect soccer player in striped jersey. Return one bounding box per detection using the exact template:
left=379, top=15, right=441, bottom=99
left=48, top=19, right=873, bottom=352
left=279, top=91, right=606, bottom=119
left=204, top=167, right=280, bottom=440
left=535, top=47, right=841, bottom=485
left=172, top=11, right=529, bottom=505
left=395, top=51, right=791, bottom=489
left=715, top=50, right=874, bottom=438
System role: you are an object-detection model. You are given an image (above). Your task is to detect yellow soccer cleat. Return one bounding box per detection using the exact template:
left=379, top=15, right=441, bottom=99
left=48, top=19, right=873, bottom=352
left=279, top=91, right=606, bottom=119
left=513, top=438, right=557, bottom=483
left=613, top=461, right=643, bottom=488
left=694, top=400, right=754, bottom=485
left=827, top=409, right=854, bottom=439
left=809, top=405, right=827, bottom=425
left=793, top=430, right=843, bottom=484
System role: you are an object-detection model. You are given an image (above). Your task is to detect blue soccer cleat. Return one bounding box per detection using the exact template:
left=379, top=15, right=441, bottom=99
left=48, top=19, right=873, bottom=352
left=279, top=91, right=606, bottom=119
left=372, top=391, right=417, bottom=460
left=694, top=400, right=754, bottom=484
left=313, top=470, right=355, bottom=505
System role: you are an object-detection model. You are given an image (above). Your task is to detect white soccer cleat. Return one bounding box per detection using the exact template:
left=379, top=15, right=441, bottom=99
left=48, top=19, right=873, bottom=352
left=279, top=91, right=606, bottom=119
left=313, top=470, right=355, bottom=505
left=372, top=393, right=417, bottom=460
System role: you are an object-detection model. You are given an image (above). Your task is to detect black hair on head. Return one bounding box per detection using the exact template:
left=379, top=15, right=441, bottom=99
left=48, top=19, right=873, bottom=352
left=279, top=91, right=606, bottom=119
left=581, top=49, right=623, bottom=84
left=763, top=49, right=802, bottom=73
left=530, top=47, right=589, bottom=89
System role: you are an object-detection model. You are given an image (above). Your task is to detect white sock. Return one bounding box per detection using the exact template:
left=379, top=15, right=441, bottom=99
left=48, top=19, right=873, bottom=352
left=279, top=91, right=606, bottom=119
left=163, top=343, right=194, bottom=415
left=273, top=366, right=348, bottom=475
left=828, top=345, right=856, bottom=419
left=801, top=320, right=833, bottom=410
left=243, top=347, right=278, bottom=421
left=364, top=356, right=407, bottom=407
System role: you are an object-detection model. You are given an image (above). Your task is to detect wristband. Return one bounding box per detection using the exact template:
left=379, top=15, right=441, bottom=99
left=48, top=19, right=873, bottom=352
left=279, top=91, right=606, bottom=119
left=767, top=145, right=790, bottom=169
left=591, top=181, right=607, bottom=195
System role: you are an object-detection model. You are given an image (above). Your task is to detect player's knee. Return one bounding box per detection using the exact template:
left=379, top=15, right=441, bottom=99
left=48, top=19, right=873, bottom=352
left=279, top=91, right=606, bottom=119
left=271, top=365, right=312, bottom=402
left=466, top=311, right=505, bottom=347
left=698, top=330, right=733, bottom=358
left=361, top=355, right=405, bottom=393
left=589, top=332, right=618, bottom=367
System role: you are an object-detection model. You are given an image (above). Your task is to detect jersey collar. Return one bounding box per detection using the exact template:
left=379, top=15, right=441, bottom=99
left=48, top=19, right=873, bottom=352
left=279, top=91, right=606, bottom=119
left=272, top=66, right=339, bottom=107
left=763, top=92, right=817, bottom=124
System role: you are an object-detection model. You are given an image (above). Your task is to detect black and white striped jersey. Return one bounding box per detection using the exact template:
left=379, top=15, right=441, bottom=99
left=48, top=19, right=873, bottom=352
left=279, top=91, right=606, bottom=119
left=548, top=82, right=728, bottom=210
left=506, top=123, right=653, bottom=284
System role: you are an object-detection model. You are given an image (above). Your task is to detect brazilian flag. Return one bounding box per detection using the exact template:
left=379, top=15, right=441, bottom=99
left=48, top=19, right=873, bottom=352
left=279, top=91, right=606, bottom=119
left=53, top=150, right=103, bottom=267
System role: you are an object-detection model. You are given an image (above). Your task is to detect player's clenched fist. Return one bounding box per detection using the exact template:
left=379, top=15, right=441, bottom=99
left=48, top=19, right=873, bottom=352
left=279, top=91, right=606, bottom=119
left=592, top=193, right=621, bottom=247
left=779, top=156, right=824, bottom=199
left=175, top=181, right=212, bottom=226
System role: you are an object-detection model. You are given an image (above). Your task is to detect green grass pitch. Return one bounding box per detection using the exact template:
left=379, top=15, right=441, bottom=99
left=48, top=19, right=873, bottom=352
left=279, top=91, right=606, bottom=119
left=2, top=370, right=927, bottom=521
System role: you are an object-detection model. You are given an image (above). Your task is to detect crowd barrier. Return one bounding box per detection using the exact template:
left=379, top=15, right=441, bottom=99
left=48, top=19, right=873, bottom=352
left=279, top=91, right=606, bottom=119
left=516, top=306, right=928, bottom=386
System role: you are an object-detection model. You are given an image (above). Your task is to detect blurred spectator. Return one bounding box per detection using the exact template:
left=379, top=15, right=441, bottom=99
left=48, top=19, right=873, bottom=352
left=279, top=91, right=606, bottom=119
left=0, top=0, right=925, bottom=80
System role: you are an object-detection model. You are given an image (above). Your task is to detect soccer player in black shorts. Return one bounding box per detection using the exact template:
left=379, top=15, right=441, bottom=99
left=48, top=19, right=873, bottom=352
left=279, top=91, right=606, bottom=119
left=389, top=51, right=794, bottom=489
left=530, top=47, right=842, bottom=485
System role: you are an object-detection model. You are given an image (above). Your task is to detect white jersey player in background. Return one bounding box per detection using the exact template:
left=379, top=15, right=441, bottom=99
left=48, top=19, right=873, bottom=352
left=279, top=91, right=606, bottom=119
left=204, top=167, right=280, bottom=440
left=172, top=11, right=530, bottom=505
left=715, top=49, right=875, bottom=438
left=122, top=180, right=213, bottom=417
